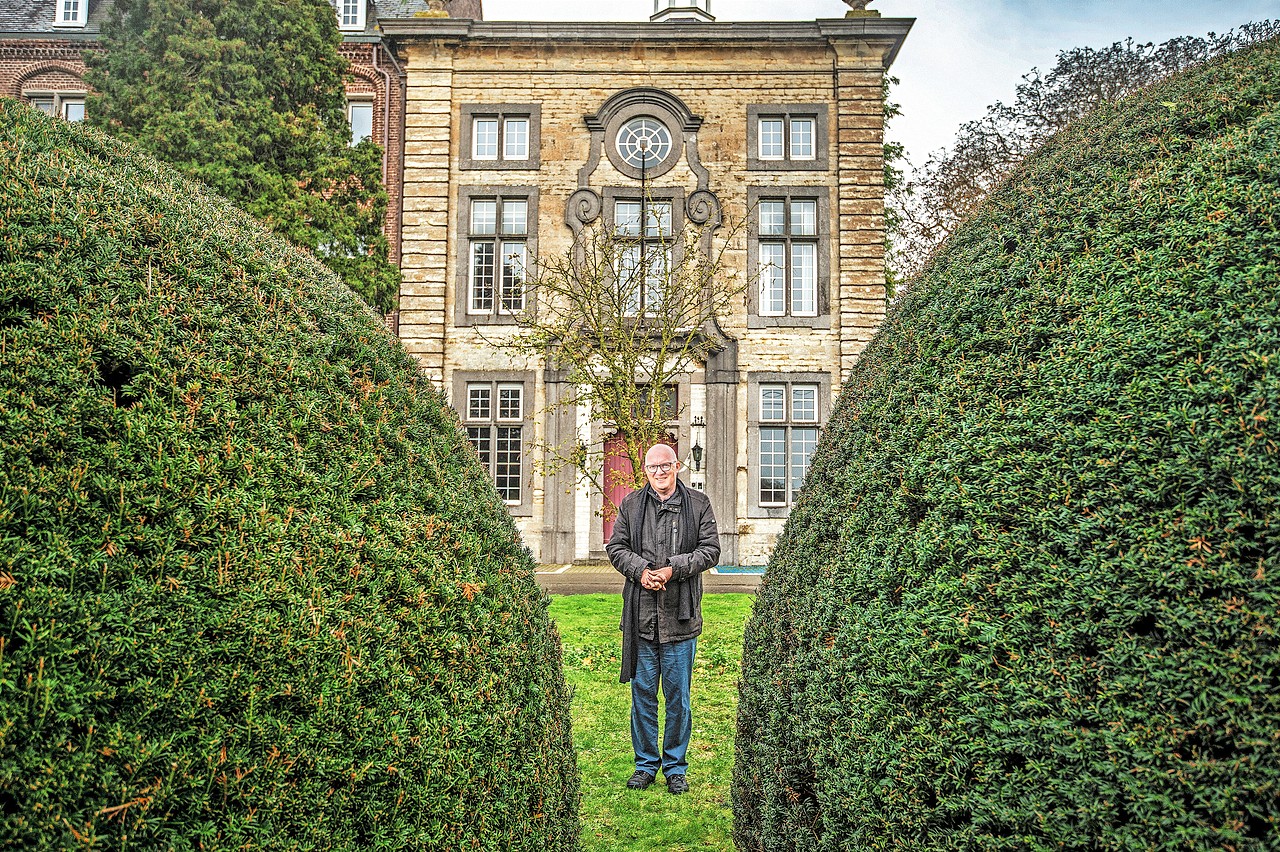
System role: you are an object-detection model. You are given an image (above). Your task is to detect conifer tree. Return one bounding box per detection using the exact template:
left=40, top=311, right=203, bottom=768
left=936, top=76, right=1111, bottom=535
left=85, top=0, right=400, bottom=313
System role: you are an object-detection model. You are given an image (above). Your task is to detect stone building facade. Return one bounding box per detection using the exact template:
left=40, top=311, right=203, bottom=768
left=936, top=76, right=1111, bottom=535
left=384, top=10, right=912, bottom=565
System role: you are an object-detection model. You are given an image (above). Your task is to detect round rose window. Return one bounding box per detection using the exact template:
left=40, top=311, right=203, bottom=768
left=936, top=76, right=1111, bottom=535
left=615, top=117, right=672, bottom=170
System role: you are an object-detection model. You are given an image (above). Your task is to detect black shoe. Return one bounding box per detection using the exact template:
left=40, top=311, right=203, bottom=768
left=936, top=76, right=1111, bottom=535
left=666, top=774, right=689, bottom=795
left=627, top=770, right=655, bottom=790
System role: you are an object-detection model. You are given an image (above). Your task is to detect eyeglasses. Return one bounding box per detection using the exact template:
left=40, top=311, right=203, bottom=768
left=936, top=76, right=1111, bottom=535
left=644, top=462, right=676, bottom=474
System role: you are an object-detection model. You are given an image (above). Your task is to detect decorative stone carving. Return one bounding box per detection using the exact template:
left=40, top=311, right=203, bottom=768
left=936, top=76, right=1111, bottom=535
left=565, top=188, right=602, bottom=234
left=686, top=189, right=721, bottom=227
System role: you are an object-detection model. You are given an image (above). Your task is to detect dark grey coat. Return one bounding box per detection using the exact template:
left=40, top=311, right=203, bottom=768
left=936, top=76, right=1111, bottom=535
left=606, top=480, right=721, bottom=682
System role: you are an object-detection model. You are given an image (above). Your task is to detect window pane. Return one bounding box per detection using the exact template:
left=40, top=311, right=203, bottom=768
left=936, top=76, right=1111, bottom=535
left=791, top=200, right=817, bottom=236
left=348, top=102, right=373, bottom=145
left=615, top=201, right=642, bottom=237
left=643, top=249, right=669, bottom=313
left=501, top=200, right=527, bottom=235
left=759, top=244, right=785, bottom=316
left=503, top=117, right=528, bottom=159
left=791, top=427, right=819, bottom=497
left=30, top=97, right=55, bottom=115
left=759, top=201, right=785, bottom=236
left=61, top=100, right=85, bottom=122
left=467, top=426, right=491, bottom=466
left=471, top=200, right=496, bottom=235
left=467, top=385, right=492, bottom=421
left=791, top=386, right=817, bottom=422
left=760, top=385, right=785, bottom=421
left=341, top=0, right=360, bottom=27
left=473, top=118, right=498, bottom=159
left=759, top=427, right=787, bottom=505
left=470, top=242, right=495, bottom=313
left=790, top=118, right=815, bottom=159
left=759, top=119, right=784, bottom=159
left=791, top=243, right=817, bottom=316
left=646, top=201, right=673, bottom=238
left=618, top=246, right=642, bottom=315
left=495, top=426, right=522, bottom=502
left=501, top=243, right=525, bottom=313
left=498, top=385, right=523, bottom=420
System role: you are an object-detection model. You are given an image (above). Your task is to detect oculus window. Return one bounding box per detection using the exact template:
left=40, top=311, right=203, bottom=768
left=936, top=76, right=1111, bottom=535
left=615, top=117, right=672, bottom=171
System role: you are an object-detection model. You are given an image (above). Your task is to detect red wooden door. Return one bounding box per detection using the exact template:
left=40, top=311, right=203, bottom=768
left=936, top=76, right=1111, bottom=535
left=602, top=432, right=676, bottom=543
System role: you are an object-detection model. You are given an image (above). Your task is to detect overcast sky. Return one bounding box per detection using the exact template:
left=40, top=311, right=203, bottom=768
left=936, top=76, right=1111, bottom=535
left=481, top=0, right=1280, bottom=165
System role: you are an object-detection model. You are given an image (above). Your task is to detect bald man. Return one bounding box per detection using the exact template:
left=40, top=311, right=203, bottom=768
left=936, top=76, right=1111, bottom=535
left=606, top=442, right=720, bottom=795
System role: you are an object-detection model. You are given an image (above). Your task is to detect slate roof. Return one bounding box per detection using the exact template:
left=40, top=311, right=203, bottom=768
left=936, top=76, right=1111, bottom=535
left=373, top=0, right=484, bottom=23
left=0, top=0, right=483, bottom=37
left=0, top=0, right=115, bottom=34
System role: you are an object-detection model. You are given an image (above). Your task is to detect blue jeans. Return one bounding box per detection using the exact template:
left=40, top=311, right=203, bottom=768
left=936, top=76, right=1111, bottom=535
left=631, top=636, right=697, bottom=778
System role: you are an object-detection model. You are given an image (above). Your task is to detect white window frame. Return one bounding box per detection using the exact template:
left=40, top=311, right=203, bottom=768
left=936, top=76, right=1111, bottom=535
left=466, top=196, right=529, bottom=317
left=347, top=99, right=374, bottom=146
left=337, top=0, right=366, bottom=31
left=53, top=0, right=86, bottom=27
left=25, top=92, right=87, bottom=121
left=462, top=380, right=527, bottom=507
left=471, top=115, right=531, bottom=162
left=613, top=197, right=674, bottom=317
left=757, top=383, right=820, bottom=507
left=756, top=197, right=819, bottom=318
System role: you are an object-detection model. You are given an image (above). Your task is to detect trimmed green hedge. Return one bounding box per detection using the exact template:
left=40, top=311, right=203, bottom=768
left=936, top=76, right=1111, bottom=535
left=0, top=100, right=578, bottom=850
left=734, top=38, right=1280, bottom=851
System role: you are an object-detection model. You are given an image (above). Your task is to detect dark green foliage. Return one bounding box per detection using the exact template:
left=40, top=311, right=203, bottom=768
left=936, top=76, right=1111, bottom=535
left=0, top=101, right=577, bottom=850
left=735, top=37, right=1280, bottom=851
left=85, top=0, right=400, bottom=313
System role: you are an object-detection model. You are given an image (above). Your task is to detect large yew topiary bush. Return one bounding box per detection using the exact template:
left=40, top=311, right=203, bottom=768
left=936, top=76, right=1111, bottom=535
left=734, top=37, right=1280, bottom=851
left=0, top=101, right=578, bottom=850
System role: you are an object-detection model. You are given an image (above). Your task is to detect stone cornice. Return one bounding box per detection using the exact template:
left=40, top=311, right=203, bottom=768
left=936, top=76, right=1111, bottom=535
left=379, top=17, right=914, bottom=68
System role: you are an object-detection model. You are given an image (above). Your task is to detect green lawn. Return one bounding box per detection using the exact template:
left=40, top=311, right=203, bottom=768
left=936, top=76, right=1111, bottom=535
left=548, top=593, right=754, bottom=852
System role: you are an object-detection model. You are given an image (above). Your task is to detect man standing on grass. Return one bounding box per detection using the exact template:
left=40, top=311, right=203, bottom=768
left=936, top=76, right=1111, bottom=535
left=606, top=442, right=721, bottom=795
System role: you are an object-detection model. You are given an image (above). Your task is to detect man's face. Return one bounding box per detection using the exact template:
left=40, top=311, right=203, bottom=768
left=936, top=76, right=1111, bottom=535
left=643, top=446, right=679, bottom=496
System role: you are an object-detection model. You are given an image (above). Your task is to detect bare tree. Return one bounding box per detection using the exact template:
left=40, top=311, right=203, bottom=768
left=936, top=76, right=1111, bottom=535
left=888, top=21, right=1280, bottom=283
left=498, top=193, right=747, bottom=510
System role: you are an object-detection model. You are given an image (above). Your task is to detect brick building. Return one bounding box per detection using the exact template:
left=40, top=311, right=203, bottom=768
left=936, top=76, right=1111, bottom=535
left=0, top=0, right=459, bottom=267
left=1, top=0, right=912, bottom=566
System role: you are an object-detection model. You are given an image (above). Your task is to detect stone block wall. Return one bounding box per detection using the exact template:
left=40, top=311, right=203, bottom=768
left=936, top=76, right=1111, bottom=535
left=392, top=19, right=911, bottom=565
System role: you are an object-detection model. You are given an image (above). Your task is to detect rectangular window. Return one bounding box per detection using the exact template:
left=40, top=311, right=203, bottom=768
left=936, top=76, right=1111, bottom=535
left=471, top=114, right=532, bottom=163
left=615, top=199, right=673, bottom=316
left=789, top=118, right=815, bottom=160
left=55, top=0, right=83, bottom=25
left=461, top=105, right=541, bottom=170
left=61, top=99, right=85, bottom=122
left=473, top=118, right=499, bottom=159
left=748, top=106, right=827, bottom=171
left=348, top=101, right=373, bottom=145
left=504, top=118, right=529, bottom=159
left=26, top=93, right=86, bottom=121
left=758, top=118, right=785, bottom=160
left=758, top=197, right=818, bottom=318
left=757, top=382, right=821, bottom=506
left=468, top=197, right=527, bottom=316
left=464, top=381, right=524, bottom=505
left=339, top=0, right=364, bottom=30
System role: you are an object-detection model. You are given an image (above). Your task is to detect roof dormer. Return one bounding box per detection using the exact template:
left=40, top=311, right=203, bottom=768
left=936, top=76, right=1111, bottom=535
left=52, top=0, right=88, bottom=28
left=336, top=0, right=367, bottom=32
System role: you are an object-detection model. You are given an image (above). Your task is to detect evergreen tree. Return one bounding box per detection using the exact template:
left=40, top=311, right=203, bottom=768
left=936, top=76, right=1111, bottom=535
left=85, top=0, right=400, bottom=313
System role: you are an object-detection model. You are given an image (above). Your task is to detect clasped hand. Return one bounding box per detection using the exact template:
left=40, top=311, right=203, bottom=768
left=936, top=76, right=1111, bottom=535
left=641, top=565, right=672, bottom=591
